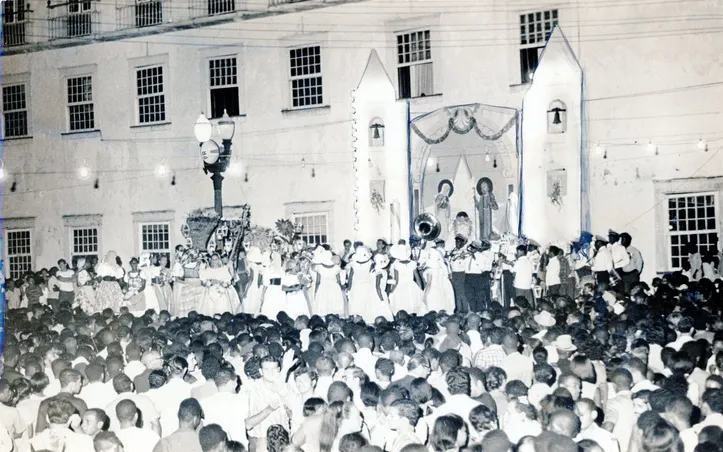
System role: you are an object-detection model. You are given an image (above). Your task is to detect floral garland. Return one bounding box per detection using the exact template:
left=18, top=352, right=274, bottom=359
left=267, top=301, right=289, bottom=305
left=550, top=180, right=563, bottom=208
left=411, top=112, right=518, bottom=145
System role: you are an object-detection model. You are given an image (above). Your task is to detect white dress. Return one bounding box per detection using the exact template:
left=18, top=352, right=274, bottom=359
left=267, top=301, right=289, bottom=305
left=389, top=261, right=424, bottom=314
left=140, top=266, right=161, bottom=313
left=243, top=263, right=265, bottom=315
left=364, top=268, right=394, bottom=322
left=313, top=265, right=346, bottom=316
left=423, top=266, right=455, bottom=313
left=198, top=266, right=241, bottom=316
left=347, top=261, right=376, bottom=318
left=260, top=266, right=286, bottom=320
left=284, top=273, right=311, bottom=320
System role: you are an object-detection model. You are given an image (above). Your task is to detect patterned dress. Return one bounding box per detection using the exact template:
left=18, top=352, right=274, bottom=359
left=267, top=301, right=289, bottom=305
left=94, top=263, right=125, bottom=312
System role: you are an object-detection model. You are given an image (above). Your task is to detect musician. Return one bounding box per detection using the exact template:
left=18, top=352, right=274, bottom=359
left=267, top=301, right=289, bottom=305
left=449, top=235, right=470, bottom=313
left=619, top=233, right=643, bottom=292
left=608, top=230, right=630, bottom=285
left=591, top=236, right=613, bottom=286
left=498, top=239, right=517, bottom=309
left=465, top=240, right=494, bottom=312
left=512, top=245, right=534, bottom=307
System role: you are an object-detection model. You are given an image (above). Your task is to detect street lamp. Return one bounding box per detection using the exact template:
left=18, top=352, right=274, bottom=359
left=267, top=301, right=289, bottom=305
left=194, top=110, right=236, bottom=217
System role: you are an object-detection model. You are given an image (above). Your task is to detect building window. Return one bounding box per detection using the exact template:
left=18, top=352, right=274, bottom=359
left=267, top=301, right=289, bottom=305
left=667, top=193, right=718, bottom=270
left=289, top=46, right=323, bottom=108
left=70, top=227, right=98, bottom=265
left=135, top=0, right=163, bottom=28
left=519, top=9, right=558, bottom=84
left=67, top=0, right=93, bottom=37
left=5, top=229, right=32, bottom=279
left=294, top=213, right=328, bottom=246
left=2, top=84, right=28, bottom=138
left=209, top=57, right=239, bottom=118
left=2, top=0, right=28, bottom=47
left=67, top=76, right=94, bottom=131
left=136, top=65, right=166, bottom=124
left=396, top=30, right=433, bottom=99
left=139, top=222, right=171, bottom=261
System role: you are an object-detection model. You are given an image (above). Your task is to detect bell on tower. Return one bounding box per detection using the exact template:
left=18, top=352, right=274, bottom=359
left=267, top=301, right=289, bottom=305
left=369, top=117, right=385, bottom=147
left=547, top=100, right=567, bottom=134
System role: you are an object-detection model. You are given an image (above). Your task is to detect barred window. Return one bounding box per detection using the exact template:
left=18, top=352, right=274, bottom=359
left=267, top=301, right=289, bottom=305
left=71, top=227, right=98, bottom=264
left=396, top=30, right=433, bottom=99
left=136, top=66, right=166, bottom=124
left=209, top=57, right=239, bottom=118
left=519, top=10, right=558, bottom=84
left=289, top=46, right=323, bottom=108
left=294, top=213, right=328, bottom=246
left=5, top=229, right=32, bottom=279
left=2, top=84, right=28, bottom=138
left=67, top=76, right=95, bottom=131
left=667, top=193, right=718, bottom=270
left=140, top=222, right=171, bottom=262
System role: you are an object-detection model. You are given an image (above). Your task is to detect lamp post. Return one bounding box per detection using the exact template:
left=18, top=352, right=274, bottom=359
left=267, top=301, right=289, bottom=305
left=194, top=110, right=236, bottom=217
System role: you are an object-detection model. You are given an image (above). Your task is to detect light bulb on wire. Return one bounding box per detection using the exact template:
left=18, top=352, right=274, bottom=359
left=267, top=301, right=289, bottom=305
left=301, top=157, right=306, bottom=168
left=647, top=141, right=657, bottom=154
left=368, top=158, right=373, bottom=168
left=0, top=162, right=5, bottom=180
left=79, top=160, right=90, bottom=179
left=698, top=138, right=707, bottom=151
left=157, top=163, right=167, bottom=176
left=595, top=144, right=604, bottom=155
left=485, top=152, right=491, bottom=162
left=427, top=158, right=435, bottom=168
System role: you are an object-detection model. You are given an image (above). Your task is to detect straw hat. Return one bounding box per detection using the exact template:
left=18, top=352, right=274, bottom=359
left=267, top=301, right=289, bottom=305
left=352, top=246, right=372, bottom=264
left=552, top=335, right=577, bottom=352
left=534, top=311, right=557, bottom=328
left=390, top=244, right=411, bottom=261
left=312, top=250, right=334, bottom=266
left=246, top=247, right=264, bottom=264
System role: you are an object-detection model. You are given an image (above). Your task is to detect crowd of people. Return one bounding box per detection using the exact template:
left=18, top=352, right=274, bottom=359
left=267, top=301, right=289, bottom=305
left=0, top=228, right=722, bottom=452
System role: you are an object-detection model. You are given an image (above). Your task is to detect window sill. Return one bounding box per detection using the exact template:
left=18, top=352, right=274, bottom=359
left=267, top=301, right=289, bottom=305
left=209, top=114, right=247, bottom=121
left=130, top=121, right=172, bottom=131
left=399, top=93, right=443, bottom=101
left=1, top=135, right=33, bottom=142
left=281, top=105, right=331, bottom=117
left=61, top=129, right=101, bottom=139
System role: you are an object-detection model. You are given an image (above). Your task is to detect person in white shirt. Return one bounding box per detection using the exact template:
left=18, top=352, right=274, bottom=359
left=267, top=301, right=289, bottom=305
left=662, top=394, right=697, bottom=452
left=575, top=398, right=620, bottom=452
left=352, top=333, right=379, bottom=381
left=608, top=231, right=631, bottom=278
left=511, top=245, right=534, bottom=306
left=115, top=399, right=160, bottom=452
left=545, top=247, right=562, bottom=295
left=465, top=241, right=494, bottom=312
left=592, top=237, right=614, bottom=287
left=55, top=259, right=76, bottom=306
left=448, top=235, right=471, bottom=313
left=31, top=399, right=94, bottom=452
left=200, top=368, right=248, bottom=447
left=79, top=363, right=118, bottom=410
left=619, top=233, right=643, bottom=292
left=500, top=330, right=533, bottom=387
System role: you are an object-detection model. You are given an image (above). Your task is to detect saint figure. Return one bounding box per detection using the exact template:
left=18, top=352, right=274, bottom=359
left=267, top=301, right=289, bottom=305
left=434, top=179, right=454, bottom=240
left=475, top=177, right=498, bottom=242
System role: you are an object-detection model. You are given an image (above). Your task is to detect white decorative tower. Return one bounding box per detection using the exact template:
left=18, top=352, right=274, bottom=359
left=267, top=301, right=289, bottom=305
left=352, top=50, right=409, bottom=245
left=521, top=27, right=587, bottom=245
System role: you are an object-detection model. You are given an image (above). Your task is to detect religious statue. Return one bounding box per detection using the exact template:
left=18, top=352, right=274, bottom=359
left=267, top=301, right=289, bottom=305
left=434, top=179, right=454, bottom=239
left=475, top=177, right=498, bottom=242
left=504, top=185, right=519, bottom=236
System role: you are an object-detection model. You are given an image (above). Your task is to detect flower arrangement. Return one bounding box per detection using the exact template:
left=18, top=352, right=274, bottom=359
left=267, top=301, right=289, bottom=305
left=185, top=208, right=222, bottom=252
left=275, top=219, right=298, bottom=244
left=371, top=189, right=384, bottom=213
left=245, top=225, right=274, bottom=252
left=550, top=180, right=563, bottom=208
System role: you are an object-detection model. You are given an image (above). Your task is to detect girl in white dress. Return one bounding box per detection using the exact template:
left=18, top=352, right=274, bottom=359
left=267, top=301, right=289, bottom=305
left=282, top=257, right=311, bottom=320
left=243, top=247, right=266, bottom=315
left=368, top=253, right=394, bottom=322
left=423, top=248, right=455, bottom=313
left=347, top=247, right=375, bottom=318
left=198, top=253, right=241, bottom=316
left=389, top=244, right=425, bottom=314
left=312, top=250, right=345, bottom=316
left=139, top=252, right=161, bottom=313
left=260, top=252, right=286, bottom=320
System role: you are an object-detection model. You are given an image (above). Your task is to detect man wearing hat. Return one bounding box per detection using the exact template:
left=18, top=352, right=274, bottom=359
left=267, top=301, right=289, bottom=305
left=448, top=234, right=470, bottom=313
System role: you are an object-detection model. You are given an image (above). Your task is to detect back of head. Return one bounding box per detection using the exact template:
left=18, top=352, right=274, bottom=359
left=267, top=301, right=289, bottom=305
left=199, top=424, right=228, bottom=452
left=115, top=399, right=138, bottom=423
left=327, top=381, right=353, bottom=404
left=178, top=398, right=204, bottom=428
left=94, top=431, right=123, bottom=452
left=58, top=368, right=82, bottom=389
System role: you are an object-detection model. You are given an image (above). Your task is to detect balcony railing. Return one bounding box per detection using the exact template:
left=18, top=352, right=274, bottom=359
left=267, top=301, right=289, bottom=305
left=269, top=0, right=312, bottom=6
left=117, top=0, right=169, bottom=31
left=49, top=10, right=99, bottom=40
left=2, top=12, right=31, bottom=47
left=190, top=0, right=239, bottom=18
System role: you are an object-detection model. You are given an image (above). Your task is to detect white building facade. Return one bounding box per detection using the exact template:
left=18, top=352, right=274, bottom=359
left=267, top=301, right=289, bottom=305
left=2, top=0, right=722, bottom=282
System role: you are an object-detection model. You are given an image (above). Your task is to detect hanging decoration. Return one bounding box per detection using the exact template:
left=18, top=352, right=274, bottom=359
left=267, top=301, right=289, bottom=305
left=370, top=180, right=385, bottom=214
left=410, top=105, right=518, bottom=145
left=351, top=89, right=361, bottom=231
left=180, top=206, right=251, bottom=264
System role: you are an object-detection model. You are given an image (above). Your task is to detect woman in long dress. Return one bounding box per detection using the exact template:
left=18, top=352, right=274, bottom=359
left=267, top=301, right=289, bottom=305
left=347, top=247, right=375, bottom=319
left=172, top=248, right=205, bottom=317
left=153, top=254, right=173, bottom=312
left=75, top=258, right=97, bottom=313
left=312, top=250, right=345, bottom=316
left=367, top=253, right=394, bottom=322
left=423, top=248, right=455, bottom=313
left=94, top=251, right=125, bottom=312
left=389, top=245, right=425, bottom=314
left=123, top=257, right=147, bottom=313
left=260, top=252, right=286, bottom=320
left=198, top=253, right=241, bottom=316
left=138, top=253, right=161, bottom=313
left=243, top=247, right=266, bottom=315
left=282, top=256, right=311, bottom=320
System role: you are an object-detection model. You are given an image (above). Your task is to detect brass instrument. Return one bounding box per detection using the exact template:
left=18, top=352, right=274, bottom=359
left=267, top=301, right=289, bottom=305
left=413, top=213, right=441, bottom=242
